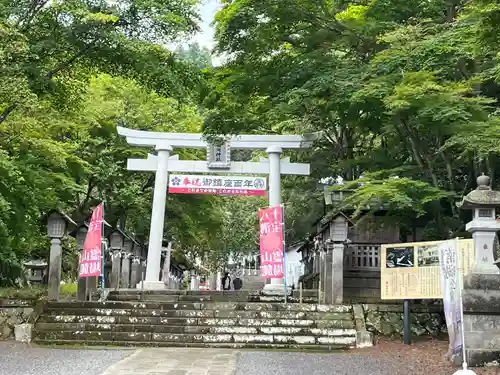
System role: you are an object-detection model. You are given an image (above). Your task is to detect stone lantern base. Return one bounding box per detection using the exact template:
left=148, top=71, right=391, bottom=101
left=462, top=273, right=500, bottom=367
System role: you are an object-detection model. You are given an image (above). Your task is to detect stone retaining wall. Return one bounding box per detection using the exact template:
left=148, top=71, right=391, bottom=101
left=362, top=303, right=446, bottom=337
left=0, top=299, right=43, bottom=339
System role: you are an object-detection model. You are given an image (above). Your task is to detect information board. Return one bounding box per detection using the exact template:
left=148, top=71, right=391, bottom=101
left=381, top=239, right=474, bottom=300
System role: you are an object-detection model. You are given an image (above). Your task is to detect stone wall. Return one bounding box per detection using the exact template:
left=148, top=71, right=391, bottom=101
left=362, top=303, right=446, bottom=337
left=0, top=299, right=42, bottom=340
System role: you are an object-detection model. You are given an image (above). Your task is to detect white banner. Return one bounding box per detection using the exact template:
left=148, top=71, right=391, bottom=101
left=438, top=238, right=464, bottom=358
left=168, top=174, right=267, bottom=196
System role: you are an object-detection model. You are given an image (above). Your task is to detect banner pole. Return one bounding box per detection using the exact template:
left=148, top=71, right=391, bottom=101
left=456, top=237, right=470, bottom=372
left=100, top=202, right=105, bottom=292
left=281, top=204, right=287, bottom=304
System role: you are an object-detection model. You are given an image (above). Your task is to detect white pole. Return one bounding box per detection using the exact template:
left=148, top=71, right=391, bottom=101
left=453, top=237, right=477, bottom=375
left=267, top=146, right=283, bottom=287
left=144, top=143, right=172, bottom=286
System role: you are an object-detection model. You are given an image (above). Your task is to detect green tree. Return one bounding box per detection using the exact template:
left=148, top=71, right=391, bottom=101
left=202, top=0, right=500, bottom=242
left=176, top=42, right=213, bottom=69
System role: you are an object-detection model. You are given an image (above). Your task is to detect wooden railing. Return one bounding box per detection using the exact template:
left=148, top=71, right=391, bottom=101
left=344, top=244, right=380, bottom=270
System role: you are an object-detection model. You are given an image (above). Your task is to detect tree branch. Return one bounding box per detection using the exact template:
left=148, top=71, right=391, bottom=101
left=0, top=45, right=93, bottom=124
left=0, top=104, right=18, bottom=124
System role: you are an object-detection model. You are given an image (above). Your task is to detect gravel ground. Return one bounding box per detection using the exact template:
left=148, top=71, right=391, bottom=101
left=1, top=338, right=500, bottom=375
left=235, top=339, right=500, bottom=375
left=0, top=342, right=132, bottom=375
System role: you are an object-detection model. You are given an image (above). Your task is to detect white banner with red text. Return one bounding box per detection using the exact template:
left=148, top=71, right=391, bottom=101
left=168, top=174, right=267, bottom=196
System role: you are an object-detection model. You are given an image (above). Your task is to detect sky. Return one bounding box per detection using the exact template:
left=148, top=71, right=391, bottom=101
left=190, top=0, right=221, bottom=52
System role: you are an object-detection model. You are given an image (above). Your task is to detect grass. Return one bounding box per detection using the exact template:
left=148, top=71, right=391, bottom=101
left=0, top=282, right=78, bottom=300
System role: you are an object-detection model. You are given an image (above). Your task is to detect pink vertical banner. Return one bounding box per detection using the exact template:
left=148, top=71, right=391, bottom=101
left=79, top=204, right=103, bottom=278
left=258, top=205, right=284, bottom=279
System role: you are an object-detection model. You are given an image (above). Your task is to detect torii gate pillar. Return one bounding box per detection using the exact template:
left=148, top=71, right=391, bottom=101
left=266, top=146, right=284, bottom=290
left=145, top=143, right=172, bottom=285
left=117, top=127, right=318, bottom=290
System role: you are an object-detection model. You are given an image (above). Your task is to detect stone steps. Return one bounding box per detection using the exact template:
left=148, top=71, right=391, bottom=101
left=37, top=316, right=355, bottom=329
left=33, top=294, right=368, bottom=350
left=32, top=339, right=347, bottom=350
left=107, top=290, right=319, bottom=304
left=42, top=310, right=354, bottom=324
left=35, top=322, right=356, bottom=336
left=35, top=329, right=356, bottom=345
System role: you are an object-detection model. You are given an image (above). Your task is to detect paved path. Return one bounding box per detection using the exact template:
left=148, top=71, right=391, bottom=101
left=0, top=342, right=458, bottom=375
left=100, top=348, right=238, bottom=375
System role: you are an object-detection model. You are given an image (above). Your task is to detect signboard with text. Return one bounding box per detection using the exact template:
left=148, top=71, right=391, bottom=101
left=381, top=239, right=474, bottom=300
left=79, top=204, right=103, bottom=278
left=258, top=205, right=284, bottom=279
left=168, top=174, right=267, bottom=196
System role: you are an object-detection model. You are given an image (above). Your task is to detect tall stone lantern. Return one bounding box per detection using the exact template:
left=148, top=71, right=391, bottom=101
left=457, top=174, right=500, bottom=367
left=457, top=174, right=500, bottom=275
left=44, top=210, right=76, bottom=300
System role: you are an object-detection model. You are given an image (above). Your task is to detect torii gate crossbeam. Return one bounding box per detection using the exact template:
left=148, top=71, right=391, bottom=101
left=117, top=126, right=319, bottom=291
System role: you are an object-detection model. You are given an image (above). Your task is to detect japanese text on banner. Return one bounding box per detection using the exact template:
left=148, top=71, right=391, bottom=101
left=438, top=239, right=463, bottom=357
left=258, top=206, right=284, bottom=279
left=79, top=204, right=103, bottom=278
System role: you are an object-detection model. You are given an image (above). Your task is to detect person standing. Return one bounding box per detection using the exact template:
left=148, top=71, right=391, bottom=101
left=221, top=272, right=231, bottom=290
left=232, top=275, right=242, bottom=290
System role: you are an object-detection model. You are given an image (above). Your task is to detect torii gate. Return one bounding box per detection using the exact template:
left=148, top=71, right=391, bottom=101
left=117, top=126, right=318, bottom=291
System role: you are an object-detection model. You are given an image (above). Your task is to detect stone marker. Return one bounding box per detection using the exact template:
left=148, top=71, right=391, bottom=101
left=457, top=174, right=500, bottom=367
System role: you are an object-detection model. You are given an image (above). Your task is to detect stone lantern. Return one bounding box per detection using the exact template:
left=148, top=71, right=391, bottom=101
left=44, top=210, right=76, bottom=300
left=457, top=174, right=500, bottom=367
left=457, top=174, right=500, bottom=274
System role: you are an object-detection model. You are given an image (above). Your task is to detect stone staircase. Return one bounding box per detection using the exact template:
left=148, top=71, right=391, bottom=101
left=33, top=290, right=369, bottom=350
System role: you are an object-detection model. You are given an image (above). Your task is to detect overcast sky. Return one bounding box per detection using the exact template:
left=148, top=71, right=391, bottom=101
left=190, top=0, right=221, bottom=51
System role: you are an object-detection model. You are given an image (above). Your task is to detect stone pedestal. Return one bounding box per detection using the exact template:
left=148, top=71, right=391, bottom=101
left=130, top=256, right=141, bottom=289
left=76, top=251, right=86, bottom=301
left=110, top=250, right=121, bottom=289
left=324, top=243, right=344, bottom=304
left=462, top=274, right=500, bottom=366
left=121, top=252, right=132, bottom=288
left=77, top=275, right=87, bottom=301
left=208, top=272, right=217, bottom=290
left=87, top=276, right=97, bottom=299
left=48, top=238, right=62, bottom=300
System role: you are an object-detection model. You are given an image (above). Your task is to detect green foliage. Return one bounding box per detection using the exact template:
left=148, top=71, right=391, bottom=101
left=202, top=0, right=500, bottom=241
left=0, top=0, right=262, bottom=285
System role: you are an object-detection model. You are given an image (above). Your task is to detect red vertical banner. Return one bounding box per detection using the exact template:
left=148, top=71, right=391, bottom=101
left=79, top=204, right=103, bottom=278
left=258, top=205, right=284, bottom=279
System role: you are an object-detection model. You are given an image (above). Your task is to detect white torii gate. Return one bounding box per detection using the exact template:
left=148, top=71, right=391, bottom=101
left=117, top=126, right=318, bottom=291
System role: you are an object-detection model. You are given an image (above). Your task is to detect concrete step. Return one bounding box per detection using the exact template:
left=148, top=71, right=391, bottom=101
left=106, top=290, right=319, bottom=304
left=33, top=330, right=357, bottom=346
left=33, top=339, right=348, bottom=350
left=35, top=322, right=357, bottom=337
left=34, top=298, right=362, bottom=350
left=37, top=315, right=355, bottom=329
left=45, top=301, right=348, bottom=313
left=42, top=308, right=354, bottom=322
left=44, top=308, right=353, bottom=321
